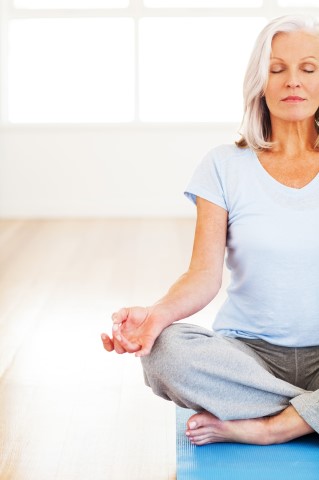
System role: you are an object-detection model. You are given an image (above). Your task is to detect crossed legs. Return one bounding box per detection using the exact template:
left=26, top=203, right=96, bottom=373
left=141, top=323, right=317, bottom=445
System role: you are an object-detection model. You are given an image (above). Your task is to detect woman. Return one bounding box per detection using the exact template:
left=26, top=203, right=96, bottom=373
left=101, top=15, right=319, bottom=445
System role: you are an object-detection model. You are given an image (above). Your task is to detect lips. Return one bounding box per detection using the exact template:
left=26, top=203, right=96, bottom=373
left=281, top=96, right=305, bottom=102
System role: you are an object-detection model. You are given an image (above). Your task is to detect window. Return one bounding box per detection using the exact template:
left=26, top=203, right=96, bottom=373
left=144, top=0, right=262, bottom=7
left=139, top=17, right=266, bottom=122
left=2, top=0, right=319, bottom=124
left=9, top=19, right=135, bottom=122
left=14, top=0, right=129, bottom=8
left=278, top=0, right=318, bottom=5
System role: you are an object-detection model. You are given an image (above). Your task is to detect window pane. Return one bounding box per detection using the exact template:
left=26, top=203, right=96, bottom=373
left=8, top=19, right=134, bottom=123
left=144, top=0, right=262, bottom=7
left=139, top=18, right=266, bottom=122
left=278, top=0, right=319, bottom=5
left=14, top=0, right=129, bottom=8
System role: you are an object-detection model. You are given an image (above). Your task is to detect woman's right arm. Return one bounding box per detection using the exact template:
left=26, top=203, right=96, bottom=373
left=101, top=197, right=228, bottom=356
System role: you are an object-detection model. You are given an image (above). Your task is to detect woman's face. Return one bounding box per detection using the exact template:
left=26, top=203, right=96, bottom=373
left=264, top=30, right=319, bottom=124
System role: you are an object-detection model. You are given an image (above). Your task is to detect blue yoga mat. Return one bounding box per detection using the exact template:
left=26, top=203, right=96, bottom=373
left=176, top=407, right=319, bottom=480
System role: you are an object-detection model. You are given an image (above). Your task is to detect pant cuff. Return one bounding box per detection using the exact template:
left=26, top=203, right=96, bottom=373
left=290, top=393, right=319, bottom=434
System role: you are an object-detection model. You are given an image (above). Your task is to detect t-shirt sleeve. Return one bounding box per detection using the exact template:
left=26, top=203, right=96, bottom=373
left=184, top=148, right=228, bottom=211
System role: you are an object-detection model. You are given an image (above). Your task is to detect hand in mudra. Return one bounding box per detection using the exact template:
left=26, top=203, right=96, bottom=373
left=101, top=306, right=164, bottom=357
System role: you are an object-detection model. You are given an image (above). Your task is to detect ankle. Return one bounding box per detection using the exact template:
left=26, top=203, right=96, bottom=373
left=253, top=418, right=273, bottom=445
left=267, top=406, right=313, bottom=444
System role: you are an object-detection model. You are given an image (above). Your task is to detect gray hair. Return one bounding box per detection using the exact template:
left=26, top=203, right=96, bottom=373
left=237, top=15, right=319, bottom=150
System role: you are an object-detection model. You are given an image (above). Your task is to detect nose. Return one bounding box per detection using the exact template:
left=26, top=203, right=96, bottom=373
left=287, top=80, right=301, bottom=88
left=286, top=74, right=301, bottom=88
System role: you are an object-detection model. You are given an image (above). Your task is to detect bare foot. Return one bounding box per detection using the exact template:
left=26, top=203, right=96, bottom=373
left=186, top=411, right=271, bottom=445
left=185, top=406, right=314, bottom=446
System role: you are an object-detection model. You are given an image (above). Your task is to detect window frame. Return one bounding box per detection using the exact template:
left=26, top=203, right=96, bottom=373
left=0, top=0, right=318, bottom=126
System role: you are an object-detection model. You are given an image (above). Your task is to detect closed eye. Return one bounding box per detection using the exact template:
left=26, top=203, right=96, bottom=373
left=301, top=63, right=317, bottom=73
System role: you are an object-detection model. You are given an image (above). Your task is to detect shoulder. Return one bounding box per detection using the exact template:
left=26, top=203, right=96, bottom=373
left=205, top=144, right=252, bottom=163
left=203, top=144, right=253, bottom=177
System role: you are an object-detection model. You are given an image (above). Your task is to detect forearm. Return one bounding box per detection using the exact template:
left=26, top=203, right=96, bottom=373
left=148, top=268, right=222, bottom=328
left=102, top=268, right=221, bottom=357
left=146, top=198, right=226, bottom=330
left=102, top=198, right=227, bottom=356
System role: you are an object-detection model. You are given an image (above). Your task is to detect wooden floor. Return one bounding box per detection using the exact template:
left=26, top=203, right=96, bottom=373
left=0, top=218, right=205, bottom=480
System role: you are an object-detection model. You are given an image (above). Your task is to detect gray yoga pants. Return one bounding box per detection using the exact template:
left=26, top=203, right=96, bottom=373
left=141, top=323, right=319, bottom=433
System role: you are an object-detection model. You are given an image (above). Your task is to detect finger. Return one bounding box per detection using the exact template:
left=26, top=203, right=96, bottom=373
left=112, top=323, right=141, bottom=353
left=101, top=332, right=126, bottom=355
left=108, top=325, right=126, bottom=354
left=113, top=339, right=126, bottom=354
left=112, top=322, right=122, bottom=335
left=112, top=307, right=129, bottom=325
left=116, top=332, right=141, bottom=354
left=101, top=333, right=114, bottom=352
left=135, top=335, right=155, bottom=357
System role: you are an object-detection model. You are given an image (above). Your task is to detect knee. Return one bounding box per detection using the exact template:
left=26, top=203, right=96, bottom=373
left=141, top=322, right=209, bottom=376
left=141, top=323, right=192, bottom=398
left=142, top=323, right=182, bottom=372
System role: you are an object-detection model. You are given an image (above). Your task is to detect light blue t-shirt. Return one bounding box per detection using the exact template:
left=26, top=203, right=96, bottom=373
left=185, top=144, right=319, bottom=347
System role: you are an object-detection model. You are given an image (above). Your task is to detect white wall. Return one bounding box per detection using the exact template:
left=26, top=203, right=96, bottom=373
left=0, top=123, right=239, bottom=218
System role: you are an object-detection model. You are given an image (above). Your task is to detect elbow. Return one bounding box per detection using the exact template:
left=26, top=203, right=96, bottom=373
left=202, top=271, right=223, bottom=303
left=212, top=278, right=222, bottom=299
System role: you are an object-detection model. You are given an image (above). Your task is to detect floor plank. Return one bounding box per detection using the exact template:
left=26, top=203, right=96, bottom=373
left=0, top=219, right=198, bottom=480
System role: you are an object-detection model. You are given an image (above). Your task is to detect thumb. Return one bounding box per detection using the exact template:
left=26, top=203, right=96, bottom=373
left=134, top=335, right=156, bottom=358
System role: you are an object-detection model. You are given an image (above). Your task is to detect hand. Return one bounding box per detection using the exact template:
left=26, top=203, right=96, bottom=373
left=101, top=306, right=164, bottom=357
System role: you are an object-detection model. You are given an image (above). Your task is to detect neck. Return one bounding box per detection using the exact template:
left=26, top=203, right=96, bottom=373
left=269, top=117, right=318, bottom=157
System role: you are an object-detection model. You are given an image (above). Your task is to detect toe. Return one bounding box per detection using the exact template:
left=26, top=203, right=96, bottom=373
left=187, top=412, right=204, bottom=430
left=187, top=411, right=217, bottom=430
